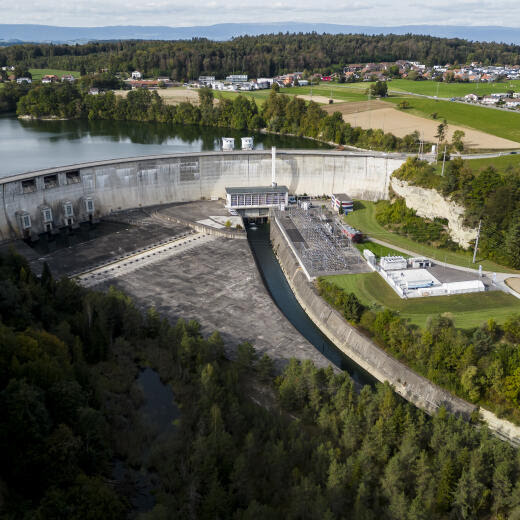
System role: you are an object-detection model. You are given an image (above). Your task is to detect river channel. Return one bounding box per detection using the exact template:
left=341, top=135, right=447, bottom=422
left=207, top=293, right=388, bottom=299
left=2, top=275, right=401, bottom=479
left=248, top=223, right=375, bottom=387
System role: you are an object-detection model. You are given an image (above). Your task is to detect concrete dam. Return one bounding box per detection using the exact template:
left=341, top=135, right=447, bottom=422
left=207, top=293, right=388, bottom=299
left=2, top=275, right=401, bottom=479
left=0, top=150, right=404, bottom=240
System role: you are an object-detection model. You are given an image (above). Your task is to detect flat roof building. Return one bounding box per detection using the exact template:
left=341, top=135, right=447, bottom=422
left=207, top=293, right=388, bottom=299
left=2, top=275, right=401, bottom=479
left=225, top=74, right=248, bottom=83
left=331, top=193, right=354, bottom=213
left=380, top=255, right=408, bottom=271
left=225, top=186, right=288, bottom=217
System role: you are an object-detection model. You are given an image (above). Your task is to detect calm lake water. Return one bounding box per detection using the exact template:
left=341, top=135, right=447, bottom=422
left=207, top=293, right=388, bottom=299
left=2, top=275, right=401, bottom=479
left=0, top=115, right=331, bottom=177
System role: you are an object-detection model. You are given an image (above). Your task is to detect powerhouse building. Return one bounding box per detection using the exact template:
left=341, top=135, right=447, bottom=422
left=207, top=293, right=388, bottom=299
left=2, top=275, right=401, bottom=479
left=225, top=186, right=288, bottom=217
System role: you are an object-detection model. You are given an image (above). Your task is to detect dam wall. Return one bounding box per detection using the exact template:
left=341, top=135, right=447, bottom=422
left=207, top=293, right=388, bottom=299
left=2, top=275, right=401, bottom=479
left=0, top=150, right=404, bottom=240
left=270, top=214, right=476, bottom=419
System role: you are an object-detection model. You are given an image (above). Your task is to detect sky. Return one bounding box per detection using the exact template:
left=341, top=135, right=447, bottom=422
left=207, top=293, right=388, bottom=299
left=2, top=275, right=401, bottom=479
left=2, top=0, right=520, bottom=27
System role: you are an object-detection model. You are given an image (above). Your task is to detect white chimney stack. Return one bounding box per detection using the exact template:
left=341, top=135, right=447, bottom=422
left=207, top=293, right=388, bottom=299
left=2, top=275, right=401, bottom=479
left=271, top=146, right=277, bottom=187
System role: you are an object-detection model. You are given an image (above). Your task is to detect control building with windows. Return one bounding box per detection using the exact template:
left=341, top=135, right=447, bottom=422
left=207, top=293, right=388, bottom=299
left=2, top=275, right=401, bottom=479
left=331, top=193, right=354, bottom=213
left=225, top=186, right=288, bottom=218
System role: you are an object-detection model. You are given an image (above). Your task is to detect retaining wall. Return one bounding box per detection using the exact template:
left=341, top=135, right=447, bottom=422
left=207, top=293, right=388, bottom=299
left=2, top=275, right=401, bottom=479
left=270, top=215, right=476, bottom=418
left=0, top=150, right=404, bottom=240
left=151, top=211, right=247, bottom=239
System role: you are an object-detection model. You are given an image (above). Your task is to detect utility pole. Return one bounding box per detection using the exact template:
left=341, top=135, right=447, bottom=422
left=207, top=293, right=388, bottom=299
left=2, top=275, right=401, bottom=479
left=472, top=219, right=482, bottom=264
left=441, top=146, right=447, bottom=176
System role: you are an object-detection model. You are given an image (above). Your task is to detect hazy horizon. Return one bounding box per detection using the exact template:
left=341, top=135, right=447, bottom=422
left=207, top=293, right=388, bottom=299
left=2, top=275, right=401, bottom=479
left=3, top=0, right=520, bottom=29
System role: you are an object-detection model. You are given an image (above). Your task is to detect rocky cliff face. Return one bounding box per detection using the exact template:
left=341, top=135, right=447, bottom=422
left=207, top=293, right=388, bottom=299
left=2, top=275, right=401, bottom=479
left=390, top=178, right=477, bottom=248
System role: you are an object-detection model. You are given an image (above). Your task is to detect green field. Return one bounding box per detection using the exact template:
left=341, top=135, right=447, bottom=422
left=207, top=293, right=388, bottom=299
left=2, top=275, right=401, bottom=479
left=354, top=241, right=409, bottom=259
left=345, top=201, right=517, bottom=273
left=326, top=271, right=520, bottom=328
left=312, top=79, right=520, bottom=100
left=29, top=69, right=80, bottom=81
left=384, top=96, right=520, bottom=143
left=460, top=153, right=520, bottom=172
left=215, top=89, right=273, bottom=106
left=386, top=78, right=520, bottom=98
left=289, top=85, right=371, bottom=102
left=215, top=84, right=370, bottom=106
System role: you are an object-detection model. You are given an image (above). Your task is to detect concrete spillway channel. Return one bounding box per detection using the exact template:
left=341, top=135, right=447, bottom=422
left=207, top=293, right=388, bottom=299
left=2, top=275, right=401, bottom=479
left=76, top=232, right=215, bottom=288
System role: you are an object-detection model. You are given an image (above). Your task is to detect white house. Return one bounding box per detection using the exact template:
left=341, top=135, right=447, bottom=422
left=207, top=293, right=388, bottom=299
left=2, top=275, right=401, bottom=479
left=16, top=77, right=32, bottom=84
left=481, top=96, right=499, bottom=105
left=131, top=71, right=142, bottom=80
left=464, top=93, right=478, bottom=102
left=225, top=74, right=248, bottom=83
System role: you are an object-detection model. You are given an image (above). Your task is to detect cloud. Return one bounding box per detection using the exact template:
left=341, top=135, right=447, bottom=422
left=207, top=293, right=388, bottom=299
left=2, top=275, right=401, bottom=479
left=3, top=0, right=520, bottom=27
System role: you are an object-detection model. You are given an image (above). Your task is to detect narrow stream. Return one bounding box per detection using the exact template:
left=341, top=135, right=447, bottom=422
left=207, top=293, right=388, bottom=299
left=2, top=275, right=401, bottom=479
left=247, top=223, right=376, bottom=387
left=113, top=368, right=180, bottom=514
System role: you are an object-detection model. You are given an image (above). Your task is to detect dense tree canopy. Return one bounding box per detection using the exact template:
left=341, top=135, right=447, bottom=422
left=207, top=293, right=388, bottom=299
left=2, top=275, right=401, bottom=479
left=2, top=248, right=520, bottom=518
left=12, top=84, right=428, bottom=152
left=1, top=33, right=520, bottom=80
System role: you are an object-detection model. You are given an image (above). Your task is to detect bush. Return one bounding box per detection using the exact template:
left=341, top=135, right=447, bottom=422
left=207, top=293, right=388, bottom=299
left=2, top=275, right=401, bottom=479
left=375, top=198, right=460, bottom=250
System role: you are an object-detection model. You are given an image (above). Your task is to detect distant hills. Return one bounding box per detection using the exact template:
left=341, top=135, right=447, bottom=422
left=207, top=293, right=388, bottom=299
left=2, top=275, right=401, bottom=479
left=0, top=23, right=519, bottom=45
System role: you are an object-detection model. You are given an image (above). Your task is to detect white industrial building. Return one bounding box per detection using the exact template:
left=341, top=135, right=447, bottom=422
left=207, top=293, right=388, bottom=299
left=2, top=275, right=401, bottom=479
left=363, top=249, right=376, bottom=268
left=241, top=137, right=254, bottom=150
left=367, top=254, right=486, bottom=298
left=380, top=255, right=408, bottom=271
left=222, top=137, right=235, bottom=151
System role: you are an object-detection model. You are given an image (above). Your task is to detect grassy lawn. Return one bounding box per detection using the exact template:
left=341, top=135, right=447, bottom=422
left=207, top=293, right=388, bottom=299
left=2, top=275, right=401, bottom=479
left=386, top=79, right=520, bottom=98
left=214, top=85, right=370, bottom=106
left=326, top=271, right=520, bottom=328
left=384, top=96, right=520, bottom=143
left=461, top=153, right=520, bottom=171
left=354, top=241, right=409, bottom=259
left=29, top=69, right=80, bottom=81
left=289, top=86, right=371, bottom=102
left=345, top=201, right=518, bottom=273
left=215, top=90, right=273, bottom=106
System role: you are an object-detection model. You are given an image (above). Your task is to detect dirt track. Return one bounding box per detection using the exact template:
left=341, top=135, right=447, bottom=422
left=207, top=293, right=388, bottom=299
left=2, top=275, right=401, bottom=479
left=506, top=278, right=520, bottom=295
left=296, top=94, right=344, bottom=104
left=323, top=101, right=519, bottom=150
left=114, top=88, right=202, bottom=105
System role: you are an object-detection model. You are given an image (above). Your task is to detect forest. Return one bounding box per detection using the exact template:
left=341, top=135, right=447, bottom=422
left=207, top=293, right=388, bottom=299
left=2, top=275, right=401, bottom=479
left=1, top=33, right=520, bottom=79
left=391, top=157, right=520, bottom=268
left=2, top=248, right=520, bottom=518
left=11, top=83, right=425, bottom=152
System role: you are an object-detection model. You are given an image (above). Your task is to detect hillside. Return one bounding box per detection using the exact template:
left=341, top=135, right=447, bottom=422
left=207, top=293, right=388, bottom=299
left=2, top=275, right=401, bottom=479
left=1, top=23, right=520, bottom=44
